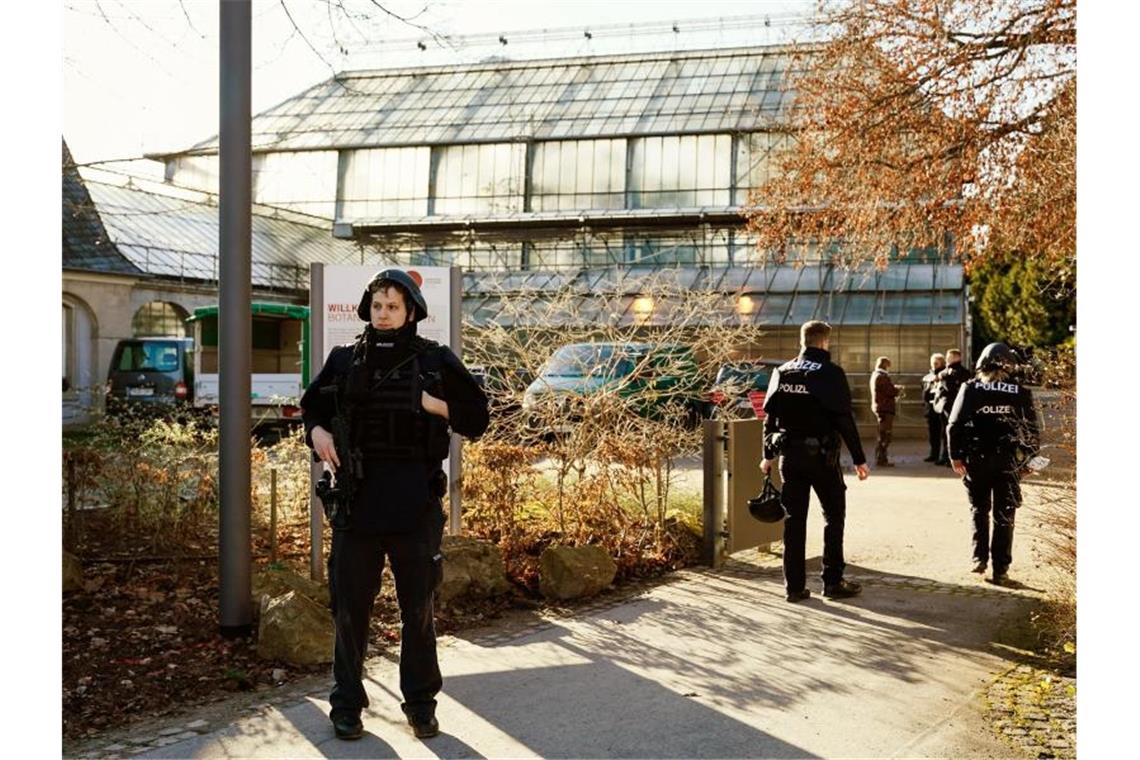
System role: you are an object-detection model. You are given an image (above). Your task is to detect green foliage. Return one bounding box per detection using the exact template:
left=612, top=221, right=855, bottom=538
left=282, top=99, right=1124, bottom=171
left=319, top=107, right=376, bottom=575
left=969, top=257, right=1075, bottom=353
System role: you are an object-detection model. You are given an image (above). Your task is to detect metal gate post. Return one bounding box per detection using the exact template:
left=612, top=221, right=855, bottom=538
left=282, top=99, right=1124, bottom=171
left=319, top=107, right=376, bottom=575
left=702, top=419, right=728, bottom=567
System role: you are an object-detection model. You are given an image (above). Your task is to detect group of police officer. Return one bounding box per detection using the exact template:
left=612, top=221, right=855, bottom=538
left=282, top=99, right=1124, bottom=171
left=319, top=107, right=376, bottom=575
left=921, top=348, right=972, bottom=466
left=761, top=320, right=1040, bottom=602
left=300, top=270, right=1040, bottom=742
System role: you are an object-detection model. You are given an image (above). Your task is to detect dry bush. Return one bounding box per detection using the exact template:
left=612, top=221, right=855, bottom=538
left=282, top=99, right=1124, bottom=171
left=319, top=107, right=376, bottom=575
left=460, top=271, right=766, bottom=581
left=250, top=428, right=315, bottom=526
left=63, top=415, right=315, bottom=557
left=1026, top=346, right=1076, bottom=654
left=65, top=413, right=220, bottom=553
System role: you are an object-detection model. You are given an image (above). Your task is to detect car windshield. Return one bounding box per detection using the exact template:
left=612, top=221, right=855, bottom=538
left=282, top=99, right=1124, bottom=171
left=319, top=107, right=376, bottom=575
left=115, top=341, right=181, bottom=373
left=542, top=345, right=638, bottom=378
left=716, top=365, right=772, bottom=389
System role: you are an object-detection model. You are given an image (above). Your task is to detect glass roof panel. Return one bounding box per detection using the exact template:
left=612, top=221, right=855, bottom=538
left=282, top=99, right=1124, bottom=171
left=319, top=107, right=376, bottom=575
left=795, top=265, right=828, bottom=293
left=842, top=293, right=876, bottom=324
left=756, top=293, right=792, bottom=324
left=901, top=292, right=934, bottom=325
left=904, top=264, right=935, bottom=290
left=186, top=48, right=796, bottom=151
left=877, top=267, right=910, bottom=290
left=471, top=297, right=507, bottom=327
left=711, top=267, right=748, bottom=291
left=766, top=266, right=803, bottom=292
left=785, top=293, right=820, bottom=325
left=822, top=265, right=853, bottom=292
left=872, top=292, right=905, bottom=324
left=932, top=291, right=964, bottom=323
left=933, top=265, right=964, bottom=290
left=816, top=292, right=845, bottom=323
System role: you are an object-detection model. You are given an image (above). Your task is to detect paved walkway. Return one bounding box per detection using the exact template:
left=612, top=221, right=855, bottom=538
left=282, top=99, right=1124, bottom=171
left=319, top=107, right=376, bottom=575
left=78, top=442, right=1057, bottom=758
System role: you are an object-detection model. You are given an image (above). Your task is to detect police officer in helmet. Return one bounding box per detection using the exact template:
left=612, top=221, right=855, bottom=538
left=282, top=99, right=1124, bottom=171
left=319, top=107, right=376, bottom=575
left=301, top=269, right=489, bottom=741
left=760, top=320, right=870, bottom=603
left=947, top=342, right=1040, bottom=585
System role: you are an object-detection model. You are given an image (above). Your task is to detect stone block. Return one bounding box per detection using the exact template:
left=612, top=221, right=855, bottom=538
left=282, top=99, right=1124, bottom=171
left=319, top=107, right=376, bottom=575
left=539, top=544, right=617, bottom=601
left=257, top=591, right=334, bottom=666
left=439, top=535, right=512, bottom=605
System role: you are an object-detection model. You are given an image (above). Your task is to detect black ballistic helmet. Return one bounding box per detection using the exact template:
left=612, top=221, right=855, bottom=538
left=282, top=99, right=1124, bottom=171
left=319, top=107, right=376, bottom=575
left=357, top=269, right=429, bottom=323
left=976, top=342, right=1018, bottom=373
left=747, top=478, right=785, bottom=523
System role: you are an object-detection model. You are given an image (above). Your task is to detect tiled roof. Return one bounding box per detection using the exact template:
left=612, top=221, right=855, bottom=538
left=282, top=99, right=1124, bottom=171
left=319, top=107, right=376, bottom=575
left=62, top=141, right=143, bottom=276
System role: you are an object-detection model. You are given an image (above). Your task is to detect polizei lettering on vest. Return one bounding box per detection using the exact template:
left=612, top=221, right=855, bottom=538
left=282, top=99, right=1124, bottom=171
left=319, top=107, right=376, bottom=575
left=977, top=382, right=1020, bottom=393
left=779, top=383, right=810, bottom=394
left=781, top=359, right=823, bottom=372
left=978, top=405, right=1014, bottom=415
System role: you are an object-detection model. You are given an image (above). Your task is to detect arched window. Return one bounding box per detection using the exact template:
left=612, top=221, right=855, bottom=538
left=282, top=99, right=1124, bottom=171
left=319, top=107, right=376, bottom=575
left=132, top=301, right=189, bottom=337
left=63, top=302, right=74, bottom=391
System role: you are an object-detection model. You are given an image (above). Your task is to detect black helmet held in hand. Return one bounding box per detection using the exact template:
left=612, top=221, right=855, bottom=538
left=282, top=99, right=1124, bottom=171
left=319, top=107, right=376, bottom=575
left=748, top=478, right=785, bottom=523
left=977, top=342, right=1019, bottom=373
left=357, top=269, right=429, bottom=322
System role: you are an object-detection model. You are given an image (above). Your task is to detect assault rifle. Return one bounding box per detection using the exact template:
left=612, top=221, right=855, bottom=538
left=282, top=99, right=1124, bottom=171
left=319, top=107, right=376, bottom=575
left=315, top=384, right=363, bottom=525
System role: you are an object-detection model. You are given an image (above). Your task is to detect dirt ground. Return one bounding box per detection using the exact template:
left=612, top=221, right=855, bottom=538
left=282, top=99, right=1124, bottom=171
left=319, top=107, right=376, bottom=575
left=61, top=512, right=527, bottom=745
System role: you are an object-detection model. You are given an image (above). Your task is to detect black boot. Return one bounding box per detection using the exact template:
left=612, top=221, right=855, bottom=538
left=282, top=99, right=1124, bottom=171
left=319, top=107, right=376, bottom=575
left=403, top=704, right=440, bottom=739
left=331, top=712, right=363, bottom=740
left=823, top=579, right=863, bottom=599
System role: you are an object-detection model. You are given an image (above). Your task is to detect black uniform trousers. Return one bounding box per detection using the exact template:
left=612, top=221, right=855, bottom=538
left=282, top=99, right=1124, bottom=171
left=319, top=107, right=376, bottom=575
left=963, top=454, right=1022, bottom=573
left=938, top=412, right=954, bottom=463
left=779, top=441, right=848, bottom=592
left=326, top=508, right=444, bottom=721
left=926, top=413, right=946, bottom=461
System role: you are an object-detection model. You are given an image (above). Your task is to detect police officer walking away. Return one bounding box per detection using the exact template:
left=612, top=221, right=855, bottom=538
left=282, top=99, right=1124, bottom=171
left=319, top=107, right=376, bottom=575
left=922, top=353, right=947, bottom=463
left=947, top=342, right=1039, bottom=585
left=761, top=320, right=870, bottom=602
left=301, top=270, right=489, bottom=741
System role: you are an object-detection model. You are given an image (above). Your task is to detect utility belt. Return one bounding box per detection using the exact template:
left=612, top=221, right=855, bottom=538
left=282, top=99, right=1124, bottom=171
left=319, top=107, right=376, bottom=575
left=965, top=446, right=1018, bottom=465
left=772, top=432, right=840, bottom=459
left=785, top=433, right=838, bottom=450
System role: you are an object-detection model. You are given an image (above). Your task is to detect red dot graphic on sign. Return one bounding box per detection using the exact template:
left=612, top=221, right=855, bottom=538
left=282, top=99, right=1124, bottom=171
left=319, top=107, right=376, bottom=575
left=407, top=270, right=424, bottom=287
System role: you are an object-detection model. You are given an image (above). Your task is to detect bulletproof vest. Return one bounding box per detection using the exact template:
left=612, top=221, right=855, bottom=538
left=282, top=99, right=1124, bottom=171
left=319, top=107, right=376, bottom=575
left=768, top=353, right=842, bottom=443
left=960, top=380, right=1032, bottom=455
left=344, top=340, right=451, bottom=462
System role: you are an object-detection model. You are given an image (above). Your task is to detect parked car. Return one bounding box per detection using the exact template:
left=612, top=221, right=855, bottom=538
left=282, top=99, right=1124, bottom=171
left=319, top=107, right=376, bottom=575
left=468, top=363, right=533, bottom=417
left=705, top=359, right=783, bottom=420
left=522, top=342, right=705, bottom=433
left=105, top=336, right=195, bottom=416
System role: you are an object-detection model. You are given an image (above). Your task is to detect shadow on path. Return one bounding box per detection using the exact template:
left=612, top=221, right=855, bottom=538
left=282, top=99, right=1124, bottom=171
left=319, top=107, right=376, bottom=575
left=443, top=642, right=818, bottom=759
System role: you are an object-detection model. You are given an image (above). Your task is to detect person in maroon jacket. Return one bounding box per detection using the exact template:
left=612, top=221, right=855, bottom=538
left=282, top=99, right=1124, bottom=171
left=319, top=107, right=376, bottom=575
left=870, top=356, right=903, bottom=467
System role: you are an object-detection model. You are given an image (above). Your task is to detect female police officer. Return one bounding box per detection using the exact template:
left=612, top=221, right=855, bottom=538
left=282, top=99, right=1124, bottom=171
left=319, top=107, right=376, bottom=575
left=301, top=269, right=488, bottom=741
left=946, top=342, right=1039, bottom=585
